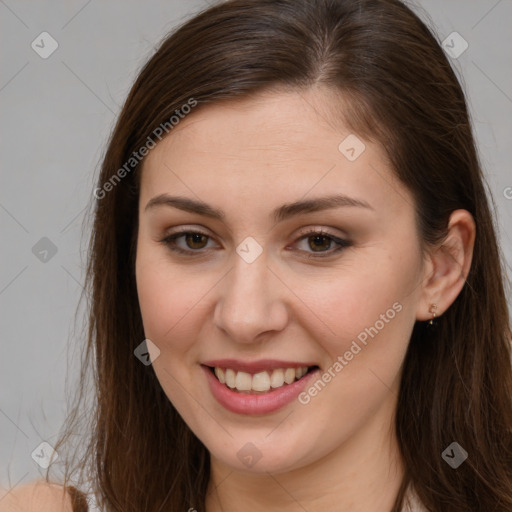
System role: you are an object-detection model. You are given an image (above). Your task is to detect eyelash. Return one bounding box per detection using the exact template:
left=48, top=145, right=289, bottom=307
left=159, top=229, right=351, bottom=259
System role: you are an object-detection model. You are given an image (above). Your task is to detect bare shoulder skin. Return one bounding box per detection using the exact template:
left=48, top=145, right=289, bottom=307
left=0, top=480, right=73, bottom=512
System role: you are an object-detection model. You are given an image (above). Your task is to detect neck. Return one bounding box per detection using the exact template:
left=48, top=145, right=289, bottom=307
left=205, top=393, right=405, bottom=512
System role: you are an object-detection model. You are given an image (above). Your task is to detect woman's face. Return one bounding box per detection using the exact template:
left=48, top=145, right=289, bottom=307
left=136, top=87, right=426, bottom=474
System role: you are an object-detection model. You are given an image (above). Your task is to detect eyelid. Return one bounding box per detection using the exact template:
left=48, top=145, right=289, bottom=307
left=293, top=225, right=349, bottom=240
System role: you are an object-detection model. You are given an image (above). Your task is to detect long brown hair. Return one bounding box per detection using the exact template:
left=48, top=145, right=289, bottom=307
left=48, top=0, right=512, bottom=510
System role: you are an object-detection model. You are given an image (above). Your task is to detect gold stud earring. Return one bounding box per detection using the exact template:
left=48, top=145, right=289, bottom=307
left=428, top=303, right=438, bottom=325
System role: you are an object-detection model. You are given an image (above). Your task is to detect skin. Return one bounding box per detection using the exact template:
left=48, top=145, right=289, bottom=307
left=135, top=86, right=475, bottom=512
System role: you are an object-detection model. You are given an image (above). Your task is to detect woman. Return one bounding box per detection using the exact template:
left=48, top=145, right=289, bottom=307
left=2, top=0, right=511, bottom=510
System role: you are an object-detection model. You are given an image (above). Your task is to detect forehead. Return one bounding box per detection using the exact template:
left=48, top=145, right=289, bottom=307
left=147, top=87, right=358, bottom=164
left=140, top=88, right=410, bottom=220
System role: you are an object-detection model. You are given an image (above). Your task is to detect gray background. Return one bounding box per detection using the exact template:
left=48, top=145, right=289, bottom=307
left=1, top=0, right=511, bottom=492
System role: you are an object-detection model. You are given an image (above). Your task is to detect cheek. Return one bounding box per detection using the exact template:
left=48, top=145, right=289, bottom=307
left=290, top=261, right=417, bottom=430
left=135, top=248, right=206, bottom=410
left=135, top=245, right=199, bottom=351
left=292, top=244, right=420, bottom=367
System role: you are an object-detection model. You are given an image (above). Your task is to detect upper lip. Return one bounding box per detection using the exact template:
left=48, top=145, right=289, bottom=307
left=202, top=359, right=318, bottom=374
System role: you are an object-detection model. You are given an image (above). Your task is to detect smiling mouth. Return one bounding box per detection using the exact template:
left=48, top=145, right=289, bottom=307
left=207, top=365, right=319, bottom=394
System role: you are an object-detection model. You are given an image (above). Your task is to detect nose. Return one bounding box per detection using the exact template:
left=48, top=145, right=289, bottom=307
left=213, top=253, right=289, bottom=344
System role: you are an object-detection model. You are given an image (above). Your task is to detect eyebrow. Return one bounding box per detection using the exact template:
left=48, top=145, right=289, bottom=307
left=144, top=193, right=374, bottom=223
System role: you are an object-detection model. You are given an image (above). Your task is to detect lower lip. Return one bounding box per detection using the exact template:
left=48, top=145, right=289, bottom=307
left=202, top=365, right=320, bottom=415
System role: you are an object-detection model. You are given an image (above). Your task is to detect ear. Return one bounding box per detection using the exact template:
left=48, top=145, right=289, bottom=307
left=416, top=209, right=476, bottom=321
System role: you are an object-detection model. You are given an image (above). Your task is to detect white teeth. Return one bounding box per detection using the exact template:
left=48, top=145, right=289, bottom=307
left=252, top=371, right=271, bottom=392
left=225, top=368, right=236, bottom=388
left=214, top=367, right=225, bottom=384
left=284, top=368, right=296, bottom=384
left=235, top=371, right=252, bottom=391
left=213, top=366, right=310, bottom=392
left=270, top=369, right=285, bottom=388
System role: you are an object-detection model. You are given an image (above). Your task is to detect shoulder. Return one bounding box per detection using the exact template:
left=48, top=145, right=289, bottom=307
left=402, top=485, right=428, bottom=512
left=0, top=480, right=73, bottom=512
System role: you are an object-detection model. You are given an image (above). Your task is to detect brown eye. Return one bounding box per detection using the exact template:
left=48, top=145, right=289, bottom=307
left=185, top=233, right=209, bottom=249
left=160, top=230, right=216, bottom=255
left=293, top=230, right=351, bottom=258
left=307, top=235, right=332, bottom=252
